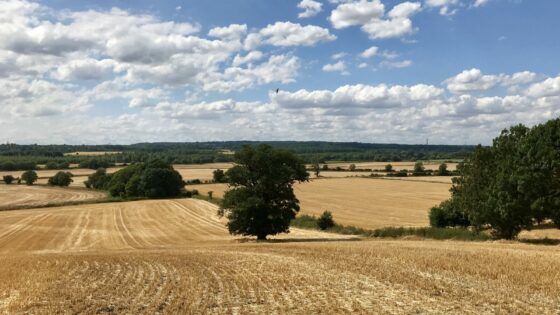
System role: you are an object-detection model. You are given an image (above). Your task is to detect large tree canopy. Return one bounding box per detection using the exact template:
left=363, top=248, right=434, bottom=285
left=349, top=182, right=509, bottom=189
left=219, top=145, right=309, bottom=240
left=433, top=118, right=560, bottom=239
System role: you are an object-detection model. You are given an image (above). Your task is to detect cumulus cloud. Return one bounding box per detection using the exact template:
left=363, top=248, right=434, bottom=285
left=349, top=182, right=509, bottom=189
left=322, top=61, right=348, bottom=74
left=298, top=0, right=323, bottom=18
left=525, top=76, right=560, bottom=98
left=257, top=22, right=336, bottom=47
left=330, top=1, right=421, bottom=39
left=445, top=68, right=538, bottom=93
left=360, top=46, right=379, bottom=58
left=424, top=0, right=460, bottom=15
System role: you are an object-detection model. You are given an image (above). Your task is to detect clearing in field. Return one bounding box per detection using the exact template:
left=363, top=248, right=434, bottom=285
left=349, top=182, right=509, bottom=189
left=0, top=198, right=558, bottom=313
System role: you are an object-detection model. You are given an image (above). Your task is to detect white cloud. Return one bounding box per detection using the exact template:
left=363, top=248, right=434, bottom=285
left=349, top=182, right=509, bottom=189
left=360, top=46, right=379, bottom=58
left=208, top=24, right=247, bottom=41
left=322, top=61, right=348, bottom=74
left=526, top=76, right=560, bottom=98
left=445, top=68, right=538, bottom=93
left=232, top=51, right=264, bottom=66
left=257, top=22, right=336, bottom=47
left=379, top=59, right=413, bottom=68
left=473, top=0, right=490, bottom=7
left=298, top=0, right=323, bottom=18
left=330, top=1, right=421, bottom=40
left=332, top=52, right=347, bottom=59
left=54, top=59, right=118, bottom=81
left=330, top=0, right=385, bottom=29
left=424, top=0, right=460, bottom=15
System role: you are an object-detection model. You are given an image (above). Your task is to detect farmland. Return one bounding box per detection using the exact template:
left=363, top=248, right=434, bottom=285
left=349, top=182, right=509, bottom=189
left=188, top=177, right=451, bottom=229
left=0, top=185, right=107, bottom=210
left=0, top=199, right=558, bottom=313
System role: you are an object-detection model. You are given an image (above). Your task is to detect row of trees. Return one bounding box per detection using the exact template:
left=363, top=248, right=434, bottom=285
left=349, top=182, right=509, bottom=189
left=431, top=118, right=560, bottom=239
left=2, top=170, right=73, bottom=186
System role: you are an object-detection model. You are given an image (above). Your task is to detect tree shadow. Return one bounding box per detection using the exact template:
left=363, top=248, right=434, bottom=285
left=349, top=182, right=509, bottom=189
left=519, top=238, right=560, bottom=246
left=236, top=237, right=361, bottom=244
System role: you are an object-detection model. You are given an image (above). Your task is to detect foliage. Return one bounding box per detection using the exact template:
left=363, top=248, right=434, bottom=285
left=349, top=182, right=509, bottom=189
left=84, top=168, right=111, bottom=190
left=212, top=169, right=227, bottom=183
left=95, top=160, right=183, bottom=199
left=437, top=163, right=449, bottom=176
left=312, top=162, right=321, bottom=177
left=2, top=175, right=14, bottom=184
left=384, top=164, right=393, bottom=172
left=349, top=164, right=356, bottom=171
left=21, top=170, right=38, bottom=185
left=45, top=161, right=70, bottom=170
left=413, top=162, right=426, bottom=176
left=219, top=144, right=309, bottom=240
left=48, top=171, right=74, bottom=187
left=317, top=211, right=335, bottom=230
left=429, top=199, right=470, bottom=228
left=446, top=119, right=560, bottom=239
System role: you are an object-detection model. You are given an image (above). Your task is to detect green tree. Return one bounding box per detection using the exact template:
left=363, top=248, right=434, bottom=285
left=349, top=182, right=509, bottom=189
left=139, top=168, right=183, bottom=198
left=48, top=171, right=73, bottom=187
left=349, top=164, right=356, bottom=171
left=213, top=169, right=227, bottom=183
left=84, top=168, right=111, bottom=190
left=21, top=170, right=38, bottom=185
left=317, top=211, right=335, bottom=230
left=437, top=163, right=449, bottom=176
left=219, top=145, right=309, bottom=240
left=413, top=162, right=425, bottom=176
left=384, top=164, right=393, bottom=172
left=312, top=162, right=321, bottom=177
left=322, top=164, right=329, bottom=171
left=2, top=175, right=14, bottom=184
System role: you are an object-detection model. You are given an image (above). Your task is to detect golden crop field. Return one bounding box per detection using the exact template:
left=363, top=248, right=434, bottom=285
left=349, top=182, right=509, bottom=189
left=189, top=177, right=451, bottom=229
left=0, top=185, right=107, bottom=209
left=0, top=199, right=558, bottom=314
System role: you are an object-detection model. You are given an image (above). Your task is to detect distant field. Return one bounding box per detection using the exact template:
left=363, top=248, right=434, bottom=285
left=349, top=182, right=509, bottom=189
left=0, top=199, right=558, bottom=313
left=0, top=185, right=107, bottom=209
left=188, top=177, right=451, bottom=229
left=63, top=151, right=122, bottom=156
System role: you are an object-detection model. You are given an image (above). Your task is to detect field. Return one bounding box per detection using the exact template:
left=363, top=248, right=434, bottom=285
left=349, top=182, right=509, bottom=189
left=0, top=199, right=558, bottom=313
left=0, top=184, right=107, bottom=209
left=189, top=177, right=451, bottom=229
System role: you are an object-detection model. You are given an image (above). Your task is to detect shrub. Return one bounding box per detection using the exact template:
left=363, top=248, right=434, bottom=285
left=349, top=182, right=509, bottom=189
left=21, top=170, right=38, bottom=185
left=413, top=162, right=425, bottom=176
left=322, top=164, right=329, bottom=170
left=317, top=211, right=335, bottom=230
left=84, top=168, right=111, bottom=190
left=429, top=200, right=470, bottom=228
left=437, top=163, right=449, bottom=176
left=48, top=171, right=73, bottom=187
left=185, top=179, right=202, bottom=185
left=349, top=164, right=357, bottom=171
left=208, top=191, right=214, bottom=199
left=213, top=169, right=227, bottom=183
left=139, top=167, right=184, bottom=198
left=2, top=175, right=14, bottom=184
left=384, top=164, right=393, bottom=172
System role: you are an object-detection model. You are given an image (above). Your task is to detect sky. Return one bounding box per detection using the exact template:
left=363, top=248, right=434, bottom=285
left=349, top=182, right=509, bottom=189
left=1, top=0, right=559, bottom=145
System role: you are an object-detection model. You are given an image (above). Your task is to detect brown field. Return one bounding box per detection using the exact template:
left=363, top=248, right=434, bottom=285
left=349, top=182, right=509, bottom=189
left=0, top=199, right=558, bottom=313
left=0, top=185, right=107, bottom=209
left=322, top=161, right=458, bottom=171
left=188, top=177, right=451, bottom=229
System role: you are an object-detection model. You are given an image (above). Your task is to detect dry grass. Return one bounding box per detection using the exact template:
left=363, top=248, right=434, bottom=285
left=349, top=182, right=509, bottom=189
left=189, top=177, right=451, bottom=229
left=0, top=184, right=107, bottom=209
left=0, top=199, right=558, bottom=314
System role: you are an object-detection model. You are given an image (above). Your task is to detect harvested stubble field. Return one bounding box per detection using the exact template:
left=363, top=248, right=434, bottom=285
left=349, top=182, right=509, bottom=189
left=0, top=184, right=107, bottom=209
left=0, top=198, right=558, bottom=313
left=189, top=177, right=451, bottom=229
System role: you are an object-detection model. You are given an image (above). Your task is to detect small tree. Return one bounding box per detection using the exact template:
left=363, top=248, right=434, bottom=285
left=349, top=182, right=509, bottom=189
left=384, top=164, right=393, bottom=172
left=208, top=191, right=214, bottom=199
left=349, top=164, right=357, bottom=171
left=2, top=175, right=14, bottom=184
left=21, top=170, right=38, bottom=185
left=437, top=163, right=449, bottom=176
left=322, top=164, right=329, bottom=171
left=213, top=169, right=227, bottom=183
left=85, top=168, right=111, bottom=190
left=48, top=171, right=73, bottom=187
left=219, top=144, right=309, bottom=240
left=317, top=211, right=335, bottom=230
left=312, top=162, right=321, bottom=177
left=413, top=162, right=425, bottom=176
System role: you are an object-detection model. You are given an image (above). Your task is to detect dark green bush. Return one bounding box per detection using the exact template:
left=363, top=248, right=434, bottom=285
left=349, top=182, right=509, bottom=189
left=317, top=211, right=335, bottom=230
left=84, top=168, right=111, bottom=190
left=21, top=170, right=38, bottom=185
left=48, top=171, right=73, bottom=187
left=2, top=175, right=14, bottom=184
left=429, top=200, right=470, bottom=228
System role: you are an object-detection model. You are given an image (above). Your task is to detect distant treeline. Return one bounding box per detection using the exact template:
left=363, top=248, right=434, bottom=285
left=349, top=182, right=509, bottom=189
left=0, top=141, right=475, bottom=171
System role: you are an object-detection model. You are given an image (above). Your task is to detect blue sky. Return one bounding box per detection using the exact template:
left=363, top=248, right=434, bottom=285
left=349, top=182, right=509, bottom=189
left=1, top=0, right=559, bottom=144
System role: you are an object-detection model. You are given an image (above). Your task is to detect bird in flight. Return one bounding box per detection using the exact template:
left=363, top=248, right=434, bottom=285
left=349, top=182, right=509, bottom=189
left=275, top=88, right=279, bottom=94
